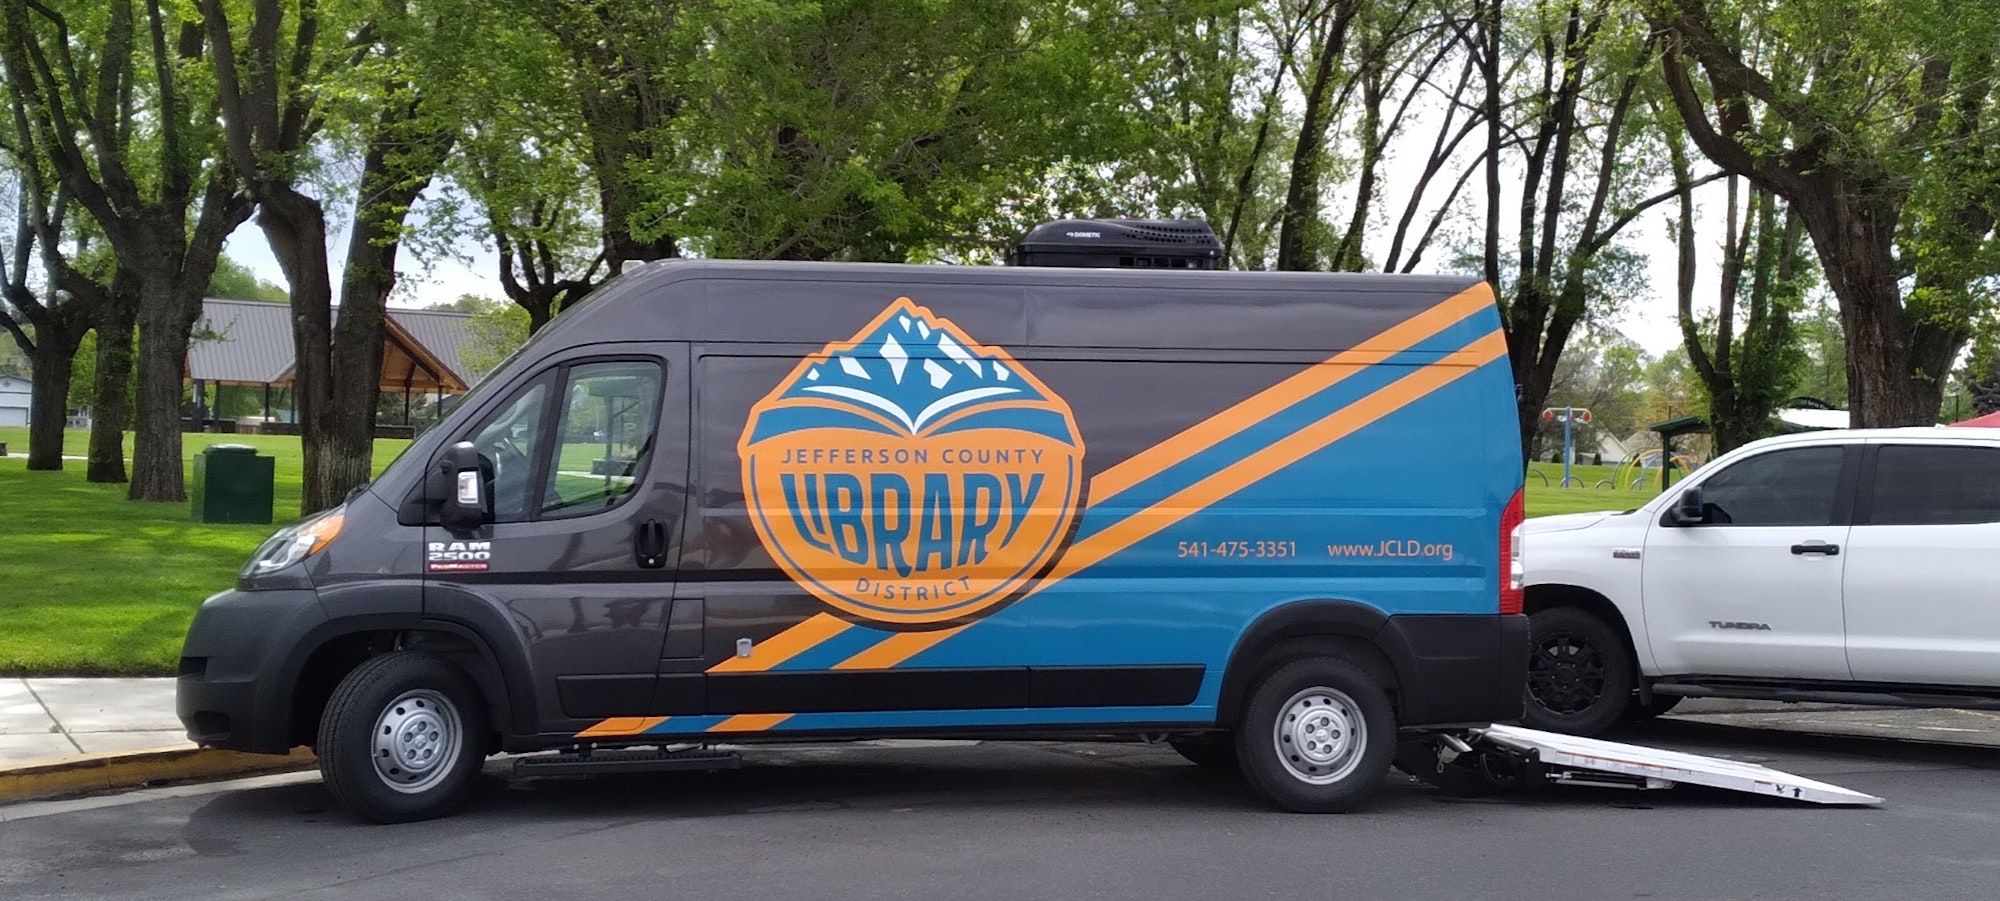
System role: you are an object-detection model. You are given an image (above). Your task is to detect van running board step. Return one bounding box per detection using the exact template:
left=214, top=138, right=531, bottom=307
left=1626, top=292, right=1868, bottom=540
left=513, top=747, right=742, bottom=777
left=1420, top=724, right=1883, bottom=806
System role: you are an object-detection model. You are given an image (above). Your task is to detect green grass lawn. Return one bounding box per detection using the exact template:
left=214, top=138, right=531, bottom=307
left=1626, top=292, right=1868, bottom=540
left=0, top=427, right=407, bottom=675
left=1523, top=461, right=1683, bottom=517
left=0, top=426, right=1683, bottom=675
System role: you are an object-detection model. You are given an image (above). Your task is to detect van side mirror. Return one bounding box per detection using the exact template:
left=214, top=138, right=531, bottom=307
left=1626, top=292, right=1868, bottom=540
left=1669, top=487, right=1705, bottom=526
left=439, top=441, right=491, bottom=534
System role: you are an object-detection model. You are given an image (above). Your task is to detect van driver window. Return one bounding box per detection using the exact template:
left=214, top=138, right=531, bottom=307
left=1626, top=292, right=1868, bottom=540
left=467, top=374, right=555, bottom=523
left=539, top=361, right=663, bottom=518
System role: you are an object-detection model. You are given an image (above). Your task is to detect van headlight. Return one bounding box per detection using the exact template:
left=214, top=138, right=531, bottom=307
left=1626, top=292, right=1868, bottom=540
left=242, top=508, right=346, bottom=577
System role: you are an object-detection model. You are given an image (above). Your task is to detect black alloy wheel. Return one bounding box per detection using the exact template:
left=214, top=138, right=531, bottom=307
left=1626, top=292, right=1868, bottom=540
left=1520, top=607, right=1634, bottom=736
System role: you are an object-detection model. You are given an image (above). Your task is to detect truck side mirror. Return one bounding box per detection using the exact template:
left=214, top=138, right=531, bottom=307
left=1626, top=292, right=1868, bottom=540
left=439, top=441, right=490, bottom=534
left=1670, top=487, right=1705, bottom=526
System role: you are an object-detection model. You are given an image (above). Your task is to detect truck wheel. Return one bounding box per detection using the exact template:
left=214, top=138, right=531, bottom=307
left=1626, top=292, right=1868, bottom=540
left=318, top=652, right=487, bottom=824
left=1522, top=607, right=1634, bottom=736
left=1233, top=658, right=1394, bottom=812
left=1169, top=737, right=1238, bottom=769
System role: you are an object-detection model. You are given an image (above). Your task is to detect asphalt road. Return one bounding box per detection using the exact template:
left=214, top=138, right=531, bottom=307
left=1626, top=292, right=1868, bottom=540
left=3, top=717, right=1998, bottom=901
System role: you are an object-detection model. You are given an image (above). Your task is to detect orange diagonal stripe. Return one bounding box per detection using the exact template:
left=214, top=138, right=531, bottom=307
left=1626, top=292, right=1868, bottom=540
left=707, top=612, right=851, bottom=673
left=575, top=716, right=669, bottom=738
left=831, top=626, right=969, bottom=670
left=1027, top=330, right=1509, bottom=597
left=1087, top=283, right=1493, bottom=504
left=708, top=713, right=792, bottom=732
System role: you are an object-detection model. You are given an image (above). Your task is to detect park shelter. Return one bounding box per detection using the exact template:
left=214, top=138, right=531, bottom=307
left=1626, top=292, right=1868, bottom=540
left=185, top=299, right=473, bottom=435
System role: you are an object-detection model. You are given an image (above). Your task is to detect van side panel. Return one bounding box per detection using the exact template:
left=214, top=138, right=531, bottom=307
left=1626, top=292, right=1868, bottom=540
left=597, top=274, right=1517, bottom=741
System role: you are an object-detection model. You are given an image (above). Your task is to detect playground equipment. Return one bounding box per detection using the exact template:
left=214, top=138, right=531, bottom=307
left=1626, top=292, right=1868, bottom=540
left=1542, top=407, right=1591, bottom=487
left=1617, top=449, right=1698, bottom=492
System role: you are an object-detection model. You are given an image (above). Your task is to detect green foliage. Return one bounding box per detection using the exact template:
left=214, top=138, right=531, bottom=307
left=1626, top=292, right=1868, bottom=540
left=455, top=295, right=530, bottom=380
left=206, top=254, right=288, bottom=302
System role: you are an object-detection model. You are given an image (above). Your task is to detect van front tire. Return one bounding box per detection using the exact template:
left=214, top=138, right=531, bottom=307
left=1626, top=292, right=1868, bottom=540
left=318, top=652, right=487, bottom=824
left=1234, top=658, right=1394, bottom=812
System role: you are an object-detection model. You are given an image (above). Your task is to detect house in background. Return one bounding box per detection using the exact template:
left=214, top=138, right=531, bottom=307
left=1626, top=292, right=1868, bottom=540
left=0, top=373, right=30, bottom=427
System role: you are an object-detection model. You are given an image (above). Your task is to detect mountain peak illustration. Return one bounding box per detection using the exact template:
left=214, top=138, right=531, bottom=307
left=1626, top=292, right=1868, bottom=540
left=780, top=305, right=1046, bottom=433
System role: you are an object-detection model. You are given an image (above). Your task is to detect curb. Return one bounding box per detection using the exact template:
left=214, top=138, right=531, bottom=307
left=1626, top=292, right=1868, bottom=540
left=0, top=746, right=317, bottom=805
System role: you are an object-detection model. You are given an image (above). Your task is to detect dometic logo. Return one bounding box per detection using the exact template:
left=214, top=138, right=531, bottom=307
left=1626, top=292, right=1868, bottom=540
left=740, top=297, right=1085, bottom=626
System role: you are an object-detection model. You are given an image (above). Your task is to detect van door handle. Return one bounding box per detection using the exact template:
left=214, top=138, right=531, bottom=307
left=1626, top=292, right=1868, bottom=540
left=635, top=519, right=669, bottom=568
left=1789, top=541, right=1839, bottom=556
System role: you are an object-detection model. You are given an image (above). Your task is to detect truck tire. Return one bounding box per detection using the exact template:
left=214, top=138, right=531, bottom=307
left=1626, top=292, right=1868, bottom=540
left=1233, top=657, right=1395, bottom=812
left=1522, top=607, right=1634, bottom=737
left=318, top=652, right=488, bottom=824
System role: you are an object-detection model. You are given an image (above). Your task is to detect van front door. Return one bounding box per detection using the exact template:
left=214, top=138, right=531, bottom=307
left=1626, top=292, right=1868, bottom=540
left=1640, top=444, right=1856, bottom=680
left=423, top=349, right=690, bottom=736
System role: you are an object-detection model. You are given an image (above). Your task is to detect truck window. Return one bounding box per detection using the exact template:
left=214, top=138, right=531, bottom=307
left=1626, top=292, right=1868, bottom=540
left=1696, top=446, right=1843, bottom=526
left=1866, top=445, right=2000, bottom=525
left=539, top=361, right=663, bottom=519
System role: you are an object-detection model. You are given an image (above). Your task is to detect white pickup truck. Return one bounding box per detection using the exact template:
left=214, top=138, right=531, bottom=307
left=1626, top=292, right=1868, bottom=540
left=1519, top=428, right=2000, bottom=735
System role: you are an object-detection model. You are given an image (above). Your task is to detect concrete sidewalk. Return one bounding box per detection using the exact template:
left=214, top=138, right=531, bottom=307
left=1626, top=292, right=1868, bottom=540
left=1, top=678, right=189, bottom=766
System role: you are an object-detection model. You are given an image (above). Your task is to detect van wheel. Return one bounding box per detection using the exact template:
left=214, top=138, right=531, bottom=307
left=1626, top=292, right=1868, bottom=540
left=1234, top=658, right=1394, bottom=812
left=1522, top=607, right=1634, bottom=737
left=1169, top=737, right=1238, bottom=769
left=318, top=652, right=487, bottom=824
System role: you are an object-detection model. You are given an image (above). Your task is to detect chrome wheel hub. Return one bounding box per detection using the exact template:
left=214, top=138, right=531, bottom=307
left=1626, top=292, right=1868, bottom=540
left=371, top=689, right=462, bottom=794
left=1272, top=687, right=1365, bottom=785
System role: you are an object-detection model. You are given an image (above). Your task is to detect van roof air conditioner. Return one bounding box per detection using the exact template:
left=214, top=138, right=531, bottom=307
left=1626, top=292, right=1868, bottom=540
left=1006, top=219, right=1223, bottom=270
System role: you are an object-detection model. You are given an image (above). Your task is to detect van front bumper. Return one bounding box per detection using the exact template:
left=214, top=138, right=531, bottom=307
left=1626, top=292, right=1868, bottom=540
left=176, top=588, right=328, bottom=754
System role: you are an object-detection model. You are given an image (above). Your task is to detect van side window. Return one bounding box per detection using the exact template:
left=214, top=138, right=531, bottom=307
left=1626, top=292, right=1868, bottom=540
left=1867, top=445, right=2000, bottom=525
left=1696, top=446, right=1844, bottom=526
left=467, top=374, right=556, bottom=523
left=539, top=361, right=663, bottom=518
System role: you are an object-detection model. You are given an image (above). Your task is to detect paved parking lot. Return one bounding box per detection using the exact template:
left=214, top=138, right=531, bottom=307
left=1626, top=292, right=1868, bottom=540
left=3, top=706, right=2000, bottom=900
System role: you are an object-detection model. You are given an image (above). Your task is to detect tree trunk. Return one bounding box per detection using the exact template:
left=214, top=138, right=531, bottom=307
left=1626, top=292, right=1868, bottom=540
left=1788, top=186, right=1932, bottom=427
left=256, top=187, right=341, bottom=513
left=25, top=329, right=77, bottom=469
left=126, top=277, right=197, bottom=501
left=86, top=288, right=136, bottom=483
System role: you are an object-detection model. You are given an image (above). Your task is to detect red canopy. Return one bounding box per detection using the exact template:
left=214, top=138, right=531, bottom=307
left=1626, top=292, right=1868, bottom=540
left=1950, top=409, right=2000, bottom=428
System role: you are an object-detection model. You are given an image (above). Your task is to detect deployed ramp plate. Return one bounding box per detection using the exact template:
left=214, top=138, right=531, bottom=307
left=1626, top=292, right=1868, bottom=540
left=1475, top=724, right=1883, bottom=806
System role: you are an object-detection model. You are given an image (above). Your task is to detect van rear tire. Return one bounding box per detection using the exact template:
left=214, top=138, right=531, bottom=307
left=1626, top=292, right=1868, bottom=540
left=1234, top=658, right=1395, bottom=812
left=318, top=652, right=487, bottom=824
left=1522, top=607, right=1634, bottom=737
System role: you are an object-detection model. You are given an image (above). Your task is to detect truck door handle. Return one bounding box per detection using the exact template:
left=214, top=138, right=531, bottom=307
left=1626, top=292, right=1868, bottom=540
left=1790, top=541, right=1840, bottom=556
left=636, top=519, right=669, bottom=568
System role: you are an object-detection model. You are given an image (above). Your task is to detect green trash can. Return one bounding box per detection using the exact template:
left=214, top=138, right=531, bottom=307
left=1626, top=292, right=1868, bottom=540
left=192, top=443, right=275, bottom=524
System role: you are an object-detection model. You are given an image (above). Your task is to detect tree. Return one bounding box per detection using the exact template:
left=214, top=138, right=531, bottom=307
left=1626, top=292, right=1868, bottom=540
left=1672, top=169, right=1808, bottom=452
left=505, top=0, right=684, bottom=274
left=1484, top=0, right=1703, bottom=462
left=0, top=143, right=94, bottom=469
left=204, top=0, right=466, bottom=513
left=1648, top=0, right=2000, bottom=427
left=0, top=0, right=251, bottom=495
left=449, top=17, right=604, bottom=335
left=207, top=254, right=287, bottom=302
left=657, top=0, right=1154, bottom=263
